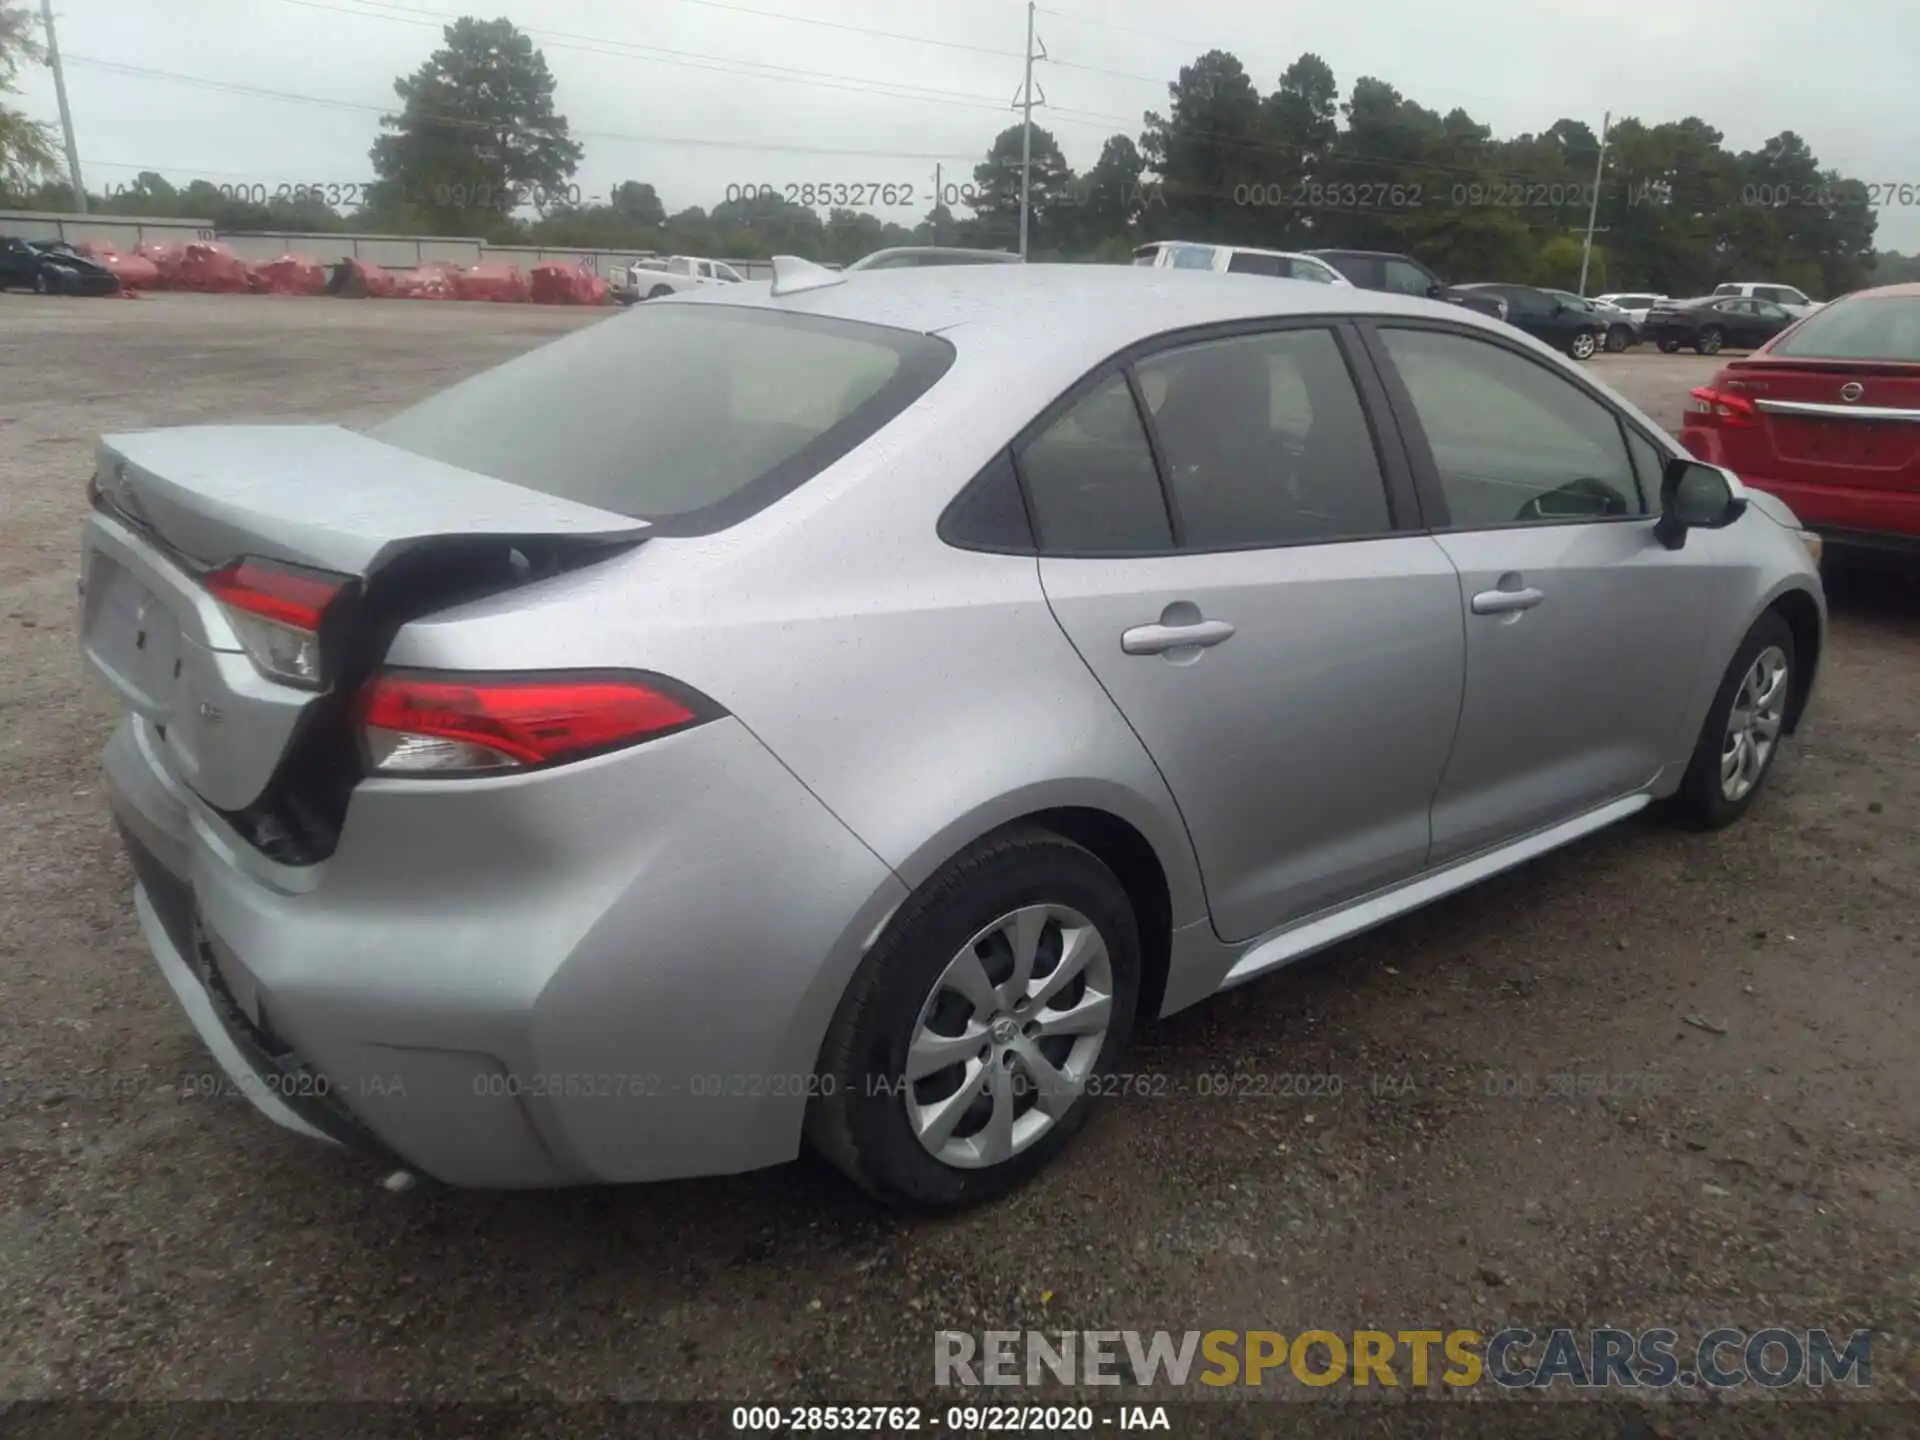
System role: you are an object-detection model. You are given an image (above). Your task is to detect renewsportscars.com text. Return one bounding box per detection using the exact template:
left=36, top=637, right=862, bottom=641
left=935, top=1328, right=1872, bottom=1390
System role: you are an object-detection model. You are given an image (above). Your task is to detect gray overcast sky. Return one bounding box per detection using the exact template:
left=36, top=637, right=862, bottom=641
left=17, top=0, right=1920, bottom=250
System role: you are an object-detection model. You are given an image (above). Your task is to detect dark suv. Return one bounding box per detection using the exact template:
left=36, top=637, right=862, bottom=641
left=1301, top=249, right=1506, bottom=320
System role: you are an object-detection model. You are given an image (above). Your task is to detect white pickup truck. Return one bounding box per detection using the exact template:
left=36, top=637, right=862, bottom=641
left=625, top=255, right=748, bottom=299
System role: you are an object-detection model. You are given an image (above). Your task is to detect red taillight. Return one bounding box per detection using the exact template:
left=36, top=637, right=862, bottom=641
left=355, top=670, right=716, bottom=776
left=204, top=559, right=344, bottom=630
left=203, top=558, right=351, bottom=689
left=1686, top=385, right=1761, bottom=429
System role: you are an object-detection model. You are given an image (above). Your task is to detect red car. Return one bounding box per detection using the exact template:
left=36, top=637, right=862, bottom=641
left=1681, top=282, right=1920, bottom=562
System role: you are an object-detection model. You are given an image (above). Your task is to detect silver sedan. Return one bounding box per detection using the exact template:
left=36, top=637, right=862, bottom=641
left=80, top=261, right=1824, bottom=1208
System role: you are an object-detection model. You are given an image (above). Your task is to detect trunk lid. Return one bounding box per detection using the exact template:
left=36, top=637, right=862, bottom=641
left=1717, top=360, right=1920, bottom=493
left=81, top=424, right=647, bottom=818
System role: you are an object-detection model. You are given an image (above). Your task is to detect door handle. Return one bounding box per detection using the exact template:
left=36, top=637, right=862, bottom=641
left=1121, top=618, right=1237, bottom=655
left=1470, top=586, right=1545, bottom=616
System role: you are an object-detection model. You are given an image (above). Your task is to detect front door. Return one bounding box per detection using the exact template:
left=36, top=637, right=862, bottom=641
left=1366, top=322, right=1721, bottom=864
left=1027, top=324, right=1464, bottom=942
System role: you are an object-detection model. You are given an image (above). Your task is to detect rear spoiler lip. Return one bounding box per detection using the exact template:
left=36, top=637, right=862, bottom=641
left=95, top=424, right=650, bottom=579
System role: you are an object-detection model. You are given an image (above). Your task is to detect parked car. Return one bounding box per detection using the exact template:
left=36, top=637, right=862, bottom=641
left=1712, top=282, right=1822, bottom=318
left=1681, top=282, right=1919, bottom=563
left=1453, top=283, right=1610, bottom=359
left=1546, top=289, right=1640, bottom=353
left=0, top=235, right=122, bottom=296
left=1595, top=292, right=1669, bottom=326
left=82, top=263, right=1824, bottom=1208
left=1131, top=241, right=1349, bottom=286
left=1646, top=296, right=1799, bottom=355
left=847, top=246, right=1021, bottom=271
left=1299, top=248, right=1506, bottom=319
left=625, top=255, right=746, bottom=298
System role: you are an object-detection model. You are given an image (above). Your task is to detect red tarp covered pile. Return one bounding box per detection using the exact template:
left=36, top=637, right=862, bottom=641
left=251, top=253, right=328, bottom=296
left=391, top=262, right=463, bottom=300
left=135, top=242, right=185, bottom=287
left=166, top=242, right=253, bottom=293
left=76, top=242, right=159, bottom=292
left=453, top=262, right=529, bottom=303
left=325, top=258, right=396, bottom=298
left=530, top=262, right=609, bottom=306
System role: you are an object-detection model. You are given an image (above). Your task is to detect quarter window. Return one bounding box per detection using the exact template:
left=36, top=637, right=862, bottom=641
left=1017, top=374, right=1171, bottom=552
left=1134, top=329, right=1393, bottom=548
left=1379, top=327, right=1645, bottom=527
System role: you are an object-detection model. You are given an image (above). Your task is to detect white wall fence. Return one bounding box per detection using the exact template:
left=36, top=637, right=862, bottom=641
left=0, top=211, right=774, bottom=283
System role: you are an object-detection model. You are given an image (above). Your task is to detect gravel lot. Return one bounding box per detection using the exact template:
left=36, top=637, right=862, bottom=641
left=1, top=294, right=1915, bottom=1424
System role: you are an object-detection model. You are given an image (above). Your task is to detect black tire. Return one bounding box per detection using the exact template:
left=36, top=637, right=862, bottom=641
left=1668, top=611, right=1796, bottom=831
left=646, top=284, right=672, bottom=300
left=1697, top=326, right=1725, bottom=355
left=1657, top=339, right=1681, bottom=353
left=1605, top=325, right=1631, bottom=353
left=1567, top=328, right=1599, bottom=360
left=808, top=824, right=1141, bottom=1209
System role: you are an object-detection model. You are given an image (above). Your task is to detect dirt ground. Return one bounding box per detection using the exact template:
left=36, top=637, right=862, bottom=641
left=0, top=294, right=1915, bottom=1423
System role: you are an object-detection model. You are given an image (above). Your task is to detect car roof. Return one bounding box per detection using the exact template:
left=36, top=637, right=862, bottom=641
left=855, top=247, right=1021, bottom=264
left=665, top=262, right=1511, bottom=368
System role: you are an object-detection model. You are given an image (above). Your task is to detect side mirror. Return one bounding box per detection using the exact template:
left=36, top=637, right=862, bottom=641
left=1655, top=459, right=1748, bottom=550
left=1426, top=282, right=1444, bottom=299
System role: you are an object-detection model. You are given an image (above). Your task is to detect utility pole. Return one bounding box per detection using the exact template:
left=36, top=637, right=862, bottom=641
left=1576, top=110, right=1611, bottom=297
left=1014, top=1, right=1046, bottom=259
left=39, top=0, right=88, bottom=212
left=932, top=162, right=942, bottom=244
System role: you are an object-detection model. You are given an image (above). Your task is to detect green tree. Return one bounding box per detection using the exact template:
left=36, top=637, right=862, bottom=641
left=1532, top=234, right=1605, bottom=290
left=0, top=1, right=56, bottom=195
left=369, top=17, right=582, bottom=239
left=1139, top=50, right=1265, bottom=241
left=969, top=123, right=1075, bottom=254
left=609, top=180, right=665, bottom=228
left=1058, top=133, right=1145, bottom=254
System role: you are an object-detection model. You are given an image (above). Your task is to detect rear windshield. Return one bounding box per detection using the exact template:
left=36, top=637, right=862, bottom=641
left=372, top=303, right=954, bottom=534
left=1768, top=295, right=1920, bottom=362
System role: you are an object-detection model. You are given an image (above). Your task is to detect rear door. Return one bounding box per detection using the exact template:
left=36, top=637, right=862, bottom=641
left=1363, top=320, right=1721, bottom=863
left=1030, top=321, right=1464, bottom=942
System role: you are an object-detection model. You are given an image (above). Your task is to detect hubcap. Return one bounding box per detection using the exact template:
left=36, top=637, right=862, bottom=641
left=904, top=903, right=1113, bottom=1170
left=1721, top=645, right=1789, bottom=802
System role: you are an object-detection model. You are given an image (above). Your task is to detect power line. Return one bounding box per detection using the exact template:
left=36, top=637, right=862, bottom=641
left=272, top=0, right=1019, bottom=116
left=59, top=56, right=985, bottom=161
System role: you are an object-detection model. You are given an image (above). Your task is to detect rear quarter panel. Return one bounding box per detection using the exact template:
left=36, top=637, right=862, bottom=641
left=382, top=332, right=1213, bottom=983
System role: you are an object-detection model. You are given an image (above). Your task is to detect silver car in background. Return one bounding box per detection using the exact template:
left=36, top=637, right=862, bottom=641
left=81, top=262, right=1824, bottom=1209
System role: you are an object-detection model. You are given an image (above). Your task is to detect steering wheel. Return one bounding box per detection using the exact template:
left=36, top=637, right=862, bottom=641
left=1515, top=477, right=1628, bottom=523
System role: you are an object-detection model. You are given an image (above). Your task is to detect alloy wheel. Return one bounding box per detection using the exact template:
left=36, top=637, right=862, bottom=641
left=904, top=903, right=1113, bottom=1170
left=1570, top=331, right=1597, bottom=360
left=1699, top=327, right=1724, bottom=355
left=1721, top=645, right=1789, bottom=803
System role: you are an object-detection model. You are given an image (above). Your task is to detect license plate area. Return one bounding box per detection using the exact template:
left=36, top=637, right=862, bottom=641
left=82, top=551, right=187, bottom=717
left=1771, top=417, right=1917, bottom=474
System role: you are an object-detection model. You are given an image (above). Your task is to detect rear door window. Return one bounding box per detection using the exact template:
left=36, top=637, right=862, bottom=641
left=1227, top=251, right=1285, bottom=277
left=1133, top=328, right=1393, bottom=548
left=1382, top=259, right=1434, bottom=295
left=373, top=305, right=954, bottom=534
left=1169, top=244, right=1218, bottom=271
